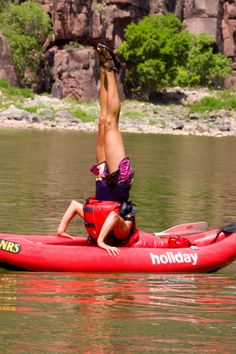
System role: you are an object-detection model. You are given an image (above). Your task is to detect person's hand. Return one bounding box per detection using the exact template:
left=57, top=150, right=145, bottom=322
left=97, top=242, right=120, bottom=256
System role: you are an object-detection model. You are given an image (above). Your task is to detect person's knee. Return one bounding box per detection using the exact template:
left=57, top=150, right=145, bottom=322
left=104, top=115, right=117, bottom=131
left=71, top=200, right=82, bottom=210
left=108, top=211, right=119, bottom=222
left=70, top=200, right=83, bottom=217
left=98, top=114, right=106, bottom=126
left=71, top=200, right=77, bottom=207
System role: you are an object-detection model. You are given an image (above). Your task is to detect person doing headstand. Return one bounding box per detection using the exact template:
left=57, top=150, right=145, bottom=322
left=57, top=43, right=135, bottom=256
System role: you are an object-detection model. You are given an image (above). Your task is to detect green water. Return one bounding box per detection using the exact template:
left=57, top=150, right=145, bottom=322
left=0, top=129, right=235, bottom=353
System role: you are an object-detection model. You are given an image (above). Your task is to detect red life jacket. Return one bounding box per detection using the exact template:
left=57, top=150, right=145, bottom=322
left=83, top=196, right=121, bottom=239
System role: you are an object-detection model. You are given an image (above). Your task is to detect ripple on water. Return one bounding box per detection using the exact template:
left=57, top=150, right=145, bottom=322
left=0, top=131, right=236, bottom=353
left=0, top=272, right=235, bottom=353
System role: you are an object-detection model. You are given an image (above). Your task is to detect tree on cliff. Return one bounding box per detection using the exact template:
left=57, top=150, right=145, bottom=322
left=118, top=13, right=232, bottom=98
left=0, top=0, right=51, bottom=86
left=118, top=13, right=193, bottom=97
left=177, top=33, right=232, bottom=87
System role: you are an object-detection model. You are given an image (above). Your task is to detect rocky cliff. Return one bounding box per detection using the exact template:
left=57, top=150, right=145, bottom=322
left=0, top=34, right=18, bottom=86
left=1, top=1, right=236, bottom=100
left=36, top=0, right=151, bottom=100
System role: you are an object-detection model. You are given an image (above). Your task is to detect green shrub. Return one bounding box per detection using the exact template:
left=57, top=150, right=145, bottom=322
left=0, top=0, right=8, bottom=12
left=122, top=110, right=146, bottom=120
left=190, top=92, right=236, bottom=112
left=0, top=79, right=10, bottom=90
left=173, top=67, right=200, bottom=87
left=21, top=105, right=39, bottom=113
left=0, top=79, right=34, bottom=98
left=0, top=1, right=51, bottom=85
left=64, top=41, right=85, bottom=51
left=118, top=14, right=232, bottom=95
left=184, top=33, right=232, bottom=87
left=69, top=107, right=93, bottom=122
left=118, top=13, right=193, bottom=97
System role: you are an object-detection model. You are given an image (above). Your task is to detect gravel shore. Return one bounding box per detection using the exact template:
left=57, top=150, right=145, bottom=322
left=1, top=87, right=236, bottom=137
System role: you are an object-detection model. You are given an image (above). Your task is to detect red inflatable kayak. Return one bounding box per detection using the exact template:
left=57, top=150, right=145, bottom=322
left=0, top=222, right=235, bottom=273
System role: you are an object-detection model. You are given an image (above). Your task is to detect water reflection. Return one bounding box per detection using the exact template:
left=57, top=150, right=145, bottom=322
left=0, top=272, right=235, bottom=352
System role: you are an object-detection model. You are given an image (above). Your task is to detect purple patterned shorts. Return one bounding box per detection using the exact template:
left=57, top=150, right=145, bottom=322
left=90, top=157, right=134, bottom=185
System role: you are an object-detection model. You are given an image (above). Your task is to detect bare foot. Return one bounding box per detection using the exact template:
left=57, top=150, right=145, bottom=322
left=56, top=231, right=73, bottom=238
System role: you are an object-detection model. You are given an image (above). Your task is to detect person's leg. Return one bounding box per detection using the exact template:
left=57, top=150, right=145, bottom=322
left=96, top=67, right=107, bottom=164
left=57, top=200, right=84, bottom=237
left=104, top=70, right=126, bottom=174
left=97, top=211, right=133, bottom=256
